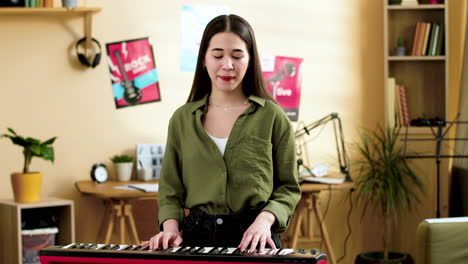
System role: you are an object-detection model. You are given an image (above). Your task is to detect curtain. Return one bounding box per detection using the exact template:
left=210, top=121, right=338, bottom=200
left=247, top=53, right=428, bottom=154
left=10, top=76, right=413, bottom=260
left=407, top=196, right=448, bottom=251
left=450, top=5, right=468, bottom=216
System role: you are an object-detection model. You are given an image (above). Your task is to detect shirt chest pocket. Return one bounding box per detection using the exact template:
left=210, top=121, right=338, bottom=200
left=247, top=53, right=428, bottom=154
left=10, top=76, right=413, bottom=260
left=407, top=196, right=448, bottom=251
left=233, top=134, right=273, bottom=182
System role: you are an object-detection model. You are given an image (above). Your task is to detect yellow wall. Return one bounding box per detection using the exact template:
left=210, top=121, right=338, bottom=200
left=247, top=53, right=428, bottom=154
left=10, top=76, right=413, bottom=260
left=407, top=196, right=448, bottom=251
left=0, top=0, right=465, bottom=263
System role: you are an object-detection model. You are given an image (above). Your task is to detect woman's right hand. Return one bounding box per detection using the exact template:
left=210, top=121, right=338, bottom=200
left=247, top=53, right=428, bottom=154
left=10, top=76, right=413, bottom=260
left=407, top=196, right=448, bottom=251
left=140, top=219, right=182, bottom=250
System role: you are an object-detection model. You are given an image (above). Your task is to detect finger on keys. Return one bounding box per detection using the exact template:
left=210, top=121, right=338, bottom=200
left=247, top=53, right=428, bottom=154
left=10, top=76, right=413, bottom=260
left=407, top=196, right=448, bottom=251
left=258, top=236, right=266, bottom=253
left=249, top=235, right=260, bottom=253
left=141, top=241, right=149, bottom=247
left=239, top=233, right=253, bottom=252
left=266, top=236, right=276, bottom=250
left=162, top=233, right=171, bottom=250
left=151, top=235, right=160, bottom=250
left=173, top=235, right=183, bottom=247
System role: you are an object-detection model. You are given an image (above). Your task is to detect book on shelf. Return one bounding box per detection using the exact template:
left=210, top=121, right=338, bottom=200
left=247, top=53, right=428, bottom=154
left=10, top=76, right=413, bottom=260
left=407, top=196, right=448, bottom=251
left=411, top=22, right=422, bottom=56
left=399, top=85, right=410, bottom=126
left=428, top=23, right=440, bottom=56
left=421, top=22, right=432, bottom=56
left=436, top=24, right=445, bottom=55
left=401, top=0, right=419, bottom=6
left=387, top=77, right=397, bottom=128
left=20, top=0, right=53, bottom=8
left=395, top=83, right=403, bottom=126
left=415, top=22, right=427, bottom=56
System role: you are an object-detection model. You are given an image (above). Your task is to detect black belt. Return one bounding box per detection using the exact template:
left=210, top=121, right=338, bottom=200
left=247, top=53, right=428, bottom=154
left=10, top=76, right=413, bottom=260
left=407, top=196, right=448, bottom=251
left=185, top=207, right=259, bottom=229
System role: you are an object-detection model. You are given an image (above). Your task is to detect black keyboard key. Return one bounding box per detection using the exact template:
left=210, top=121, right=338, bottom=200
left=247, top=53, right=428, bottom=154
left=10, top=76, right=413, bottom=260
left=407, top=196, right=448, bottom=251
left=110, top=245, right=120, bottom=250
left=101, top=244, right=113, bottom=250
left=132, top=245, right=142, bottom=251
left=188, top=247, right=201, bottom=253
left=178, top=247, right=192, bottom=253
left=210, top=247, right=225, bottom=254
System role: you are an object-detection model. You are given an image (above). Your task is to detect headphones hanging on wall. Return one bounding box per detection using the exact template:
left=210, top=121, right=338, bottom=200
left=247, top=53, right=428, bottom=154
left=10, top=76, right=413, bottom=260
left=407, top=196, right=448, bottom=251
left=75, top=37, right=102, bottom=68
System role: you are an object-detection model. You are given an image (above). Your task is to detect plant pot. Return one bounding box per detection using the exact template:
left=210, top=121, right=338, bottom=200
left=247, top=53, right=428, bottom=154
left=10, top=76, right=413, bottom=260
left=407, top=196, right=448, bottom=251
left=395, top=46, right=405, bottom=56
left=355, top=252, right=414, bottom=264
left=115, top=162, right=133, bottom=181
left=11, top=172, right=42, bottom=203
left=62, top=0, right=77, bottom=8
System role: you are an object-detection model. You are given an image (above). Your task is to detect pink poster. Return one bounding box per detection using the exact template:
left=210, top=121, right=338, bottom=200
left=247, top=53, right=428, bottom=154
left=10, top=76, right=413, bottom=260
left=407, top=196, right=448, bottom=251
left=263, top=56, right=303, bottom=121
left=106, top=38, right=161, bottom=108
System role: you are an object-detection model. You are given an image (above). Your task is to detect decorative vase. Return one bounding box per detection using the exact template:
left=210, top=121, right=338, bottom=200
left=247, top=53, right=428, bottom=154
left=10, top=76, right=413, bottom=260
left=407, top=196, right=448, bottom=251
left=115, top=162, right=133, bottom=181
left=11, top=172, right=42, bottom=203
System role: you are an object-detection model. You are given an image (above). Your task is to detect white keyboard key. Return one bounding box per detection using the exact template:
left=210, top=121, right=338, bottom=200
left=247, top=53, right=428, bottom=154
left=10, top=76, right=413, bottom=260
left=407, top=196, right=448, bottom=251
left=269, top=249, right=280, bottom=255
left=225, top=247, right=237, bottom=254
left=199, top=247, right=214, bottom=253
left=278, top=248, right=294, bottom=255
left=169, top=247, right=182, bottom=252
left=117, top=245, right=128, bottom=250
left=61, top=243, right=76, bottom=249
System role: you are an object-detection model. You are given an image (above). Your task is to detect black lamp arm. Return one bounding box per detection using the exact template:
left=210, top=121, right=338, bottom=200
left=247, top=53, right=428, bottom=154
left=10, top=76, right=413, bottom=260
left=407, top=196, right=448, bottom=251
left=295, top=112, right=352, bottom=182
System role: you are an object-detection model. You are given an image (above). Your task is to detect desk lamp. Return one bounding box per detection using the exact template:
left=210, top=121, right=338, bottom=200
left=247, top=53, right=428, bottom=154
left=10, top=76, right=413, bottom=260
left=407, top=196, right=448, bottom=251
left=295, top=112, right=352, bottom=182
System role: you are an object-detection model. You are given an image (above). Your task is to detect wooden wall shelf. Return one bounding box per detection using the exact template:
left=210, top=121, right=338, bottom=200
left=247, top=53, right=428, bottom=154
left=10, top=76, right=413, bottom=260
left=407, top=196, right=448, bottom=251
left=0, top=7, right=101, bottom=14
left=388, top=56, right=446, bottom=61
left=386, top=4, right=445, bottom=10
left=0, top=7, right=101, bottom=45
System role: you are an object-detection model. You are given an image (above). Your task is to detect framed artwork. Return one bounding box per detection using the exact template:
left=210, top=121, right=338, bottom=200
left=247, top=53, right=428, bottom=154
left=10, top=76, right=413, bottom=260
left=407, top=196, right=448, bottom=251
left=106, top=37, right=161, bottom=108
left=136, top=144, right=165, bottom=180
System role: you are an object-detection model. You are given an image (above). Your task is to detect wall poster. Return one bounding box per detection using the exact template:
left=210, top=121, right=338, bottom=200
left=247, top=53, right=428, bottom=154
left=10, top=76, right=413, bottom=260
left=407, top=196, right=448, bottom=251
left=262, top=55, right=304, bottom=121
left=106, top=37, right=161, bottom=108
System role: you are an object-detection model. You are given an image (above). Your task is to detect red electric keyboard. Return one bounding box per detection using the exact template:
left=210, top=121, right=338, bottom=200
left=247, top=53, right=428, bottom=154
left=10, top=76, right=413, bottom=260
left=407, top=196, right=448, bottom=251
left=39, top=243, right=327, bottom=264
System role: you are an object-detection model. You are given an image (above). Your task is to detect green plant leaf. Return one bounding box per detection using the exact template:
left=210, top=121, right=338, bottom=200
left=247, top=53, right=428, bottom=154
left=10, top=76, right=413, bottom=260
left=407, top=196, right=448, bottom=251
left=40, top=146, right=55, bottom=162
left=110, top=154, right=133, bottom=163
left=7, top=127, right=18, bottom=136
left=352, top=124, right=425, bottom=253
left=2, top=128, right=57, bottom=172
left=42, top=137, right=57, bottom=145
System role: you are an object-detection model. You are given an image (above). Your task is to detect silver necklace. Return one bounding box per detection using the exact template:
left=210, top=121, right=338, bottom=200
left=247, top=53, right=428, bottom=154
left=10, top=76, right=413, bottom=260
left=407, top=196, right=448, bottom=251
left=209, top=100, right=248, bottom=111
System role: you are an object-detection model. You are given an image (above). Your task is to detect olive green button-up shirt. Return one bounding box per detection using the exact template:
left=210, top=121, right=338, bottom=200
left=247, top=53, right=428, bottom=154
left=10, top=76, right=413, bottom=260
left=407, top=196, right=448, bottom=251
left=158, top=95, right=301, bottom=233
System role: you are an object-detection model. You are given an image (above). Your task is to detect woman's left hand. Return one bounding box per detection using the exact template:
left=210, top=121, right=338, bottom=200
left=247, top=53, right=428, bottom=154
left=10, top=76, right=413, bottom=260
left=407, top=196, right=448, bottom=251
left=238, top=211, right=276, bottom=253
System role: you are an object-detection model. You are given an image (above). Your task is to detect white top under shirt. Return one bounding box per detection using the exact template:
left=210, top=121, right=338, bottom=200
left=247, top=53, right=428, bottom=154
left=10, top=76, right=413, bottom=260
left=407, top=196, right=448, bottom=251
left=207, top=133, right=228, bottom=155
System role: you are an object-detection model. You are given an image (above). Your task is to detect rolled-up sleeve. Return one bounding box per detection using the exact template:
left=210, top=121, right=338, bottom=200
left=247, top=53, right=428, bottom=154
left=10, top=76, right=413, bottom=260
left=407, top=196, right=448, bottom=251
left=262, top=112, right=301, bottom=233
left=158, top=117, right=186, bottom=230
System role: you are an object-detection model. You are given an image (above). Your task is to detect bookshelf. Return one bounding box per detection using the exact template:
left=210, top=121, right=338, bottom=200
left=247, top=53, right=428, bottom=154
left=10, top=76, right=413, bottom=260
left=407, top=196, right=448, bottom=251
left=0, top=198, right=75, bottom=264
left=384, top=1, right=448, bottom=132
left=0, top=7, right=101, bottom=45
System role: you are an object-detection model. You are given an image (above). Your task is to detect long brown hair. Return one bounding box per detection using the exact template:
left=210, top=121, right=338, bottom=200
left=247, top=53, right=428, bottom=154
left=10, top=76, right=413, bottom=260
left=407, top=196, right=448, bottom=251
left=186, top=14, right=274, bottom=103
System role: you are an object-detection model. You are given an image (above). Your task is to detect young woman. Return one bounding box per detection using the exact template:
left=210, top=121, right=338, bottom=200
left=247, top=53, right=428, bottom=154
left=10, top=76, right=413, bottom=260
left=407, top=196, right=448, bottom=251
left=143, top=14, right=300, bottom=253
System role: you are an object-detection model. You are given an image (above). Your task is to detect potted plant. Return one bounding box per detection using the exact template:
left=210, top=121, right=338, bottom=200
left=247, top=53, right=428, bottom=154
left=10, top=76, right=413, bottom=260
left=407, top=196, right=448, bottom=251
left=395, top=36, right=405, bottom=56
left=353, top=125, right=424, bottom=264
left=1, top=128, right=57, bottom=203
left=110, top=154, right=134, bottom=181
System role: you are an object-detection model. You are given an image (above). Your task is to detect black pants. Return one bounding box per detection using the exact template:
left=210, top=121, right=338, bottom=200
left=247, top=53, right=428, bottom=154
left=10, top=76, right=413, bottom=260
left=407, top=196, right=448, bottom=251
left=182, top=208, right=281, bottom=248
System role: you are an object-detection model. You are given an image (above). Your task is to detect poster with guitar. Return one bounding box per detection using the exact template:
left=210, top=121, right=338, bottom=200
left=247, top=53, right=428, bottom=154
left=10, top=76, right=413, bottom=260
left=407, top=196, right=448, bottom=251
left=106, top=37, right=161, bottom=108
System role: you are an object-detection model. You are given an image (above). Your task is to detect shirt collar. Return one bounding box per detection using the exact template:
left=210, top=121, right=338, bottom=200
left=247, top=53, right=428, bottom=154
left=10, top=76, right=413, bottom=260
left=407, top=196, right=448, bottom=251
left=190, top=94, right=266, bottom=114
